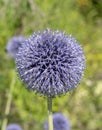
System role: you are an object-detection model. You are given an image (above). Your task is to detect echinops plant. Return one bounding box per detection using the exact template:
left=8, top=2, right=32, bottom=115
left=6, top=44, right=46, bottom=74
left=16, top=28, right=85, bottom=130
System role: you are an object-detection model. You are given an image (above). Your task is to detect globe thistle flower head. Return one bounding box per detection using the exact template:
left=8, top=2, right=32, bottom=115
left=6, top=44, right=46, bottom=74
left=6, top=124, right=22, bottom=130
left=16, top=29, right=85, bottom=97
left=6, top=36, right=25, bottom=59
left=44, top=113, right=71, bottom=130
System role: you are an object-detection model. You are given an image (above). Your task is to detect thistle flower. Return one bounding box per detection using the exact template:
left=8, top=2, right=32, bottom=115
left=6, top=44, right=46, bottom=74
left=44, top=113, right=71, bottom=130
left=6, top=36, right=25, bottom=59
left=6, top=124, right=22, bottom=130
left=16, top=29, right=85, bottom=97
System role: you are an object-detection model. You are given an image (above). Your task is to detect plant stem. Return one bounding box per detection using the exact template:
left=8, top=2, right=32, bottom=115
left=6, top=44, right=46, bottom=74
left=1, top=70, right=16, bottom=130
left=47, top=97, right=53, bottom=130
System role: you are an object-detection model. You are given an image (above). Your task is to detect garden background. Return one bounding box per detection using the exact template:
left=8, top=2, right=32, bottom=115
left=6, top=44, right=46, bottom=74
left=0, top=0, right=102, bottom=130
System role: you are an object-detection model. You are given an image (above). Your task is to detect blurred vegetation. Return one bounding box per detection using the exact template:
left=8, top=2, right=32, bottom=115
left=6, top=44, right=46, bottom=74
left=0, top=0, right=102, bottom=130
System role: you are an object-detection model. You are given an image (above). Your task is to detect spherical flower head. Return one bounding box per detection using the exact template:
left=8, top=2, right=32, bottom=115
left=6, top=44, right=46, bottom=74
left=44, top=113, right=71, bottom=130
left=16, top=29, right=85, bottom=97
left=6, top=36, right=25, bottom=59
left=6, top=124, right=22, bottom=130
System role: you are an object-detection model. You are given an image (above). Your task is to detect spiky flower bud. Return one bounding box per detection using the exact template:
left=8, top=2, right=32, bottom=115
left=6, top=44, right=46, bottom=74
left=44, top=113, right=71, bottom=130
left=16, top=29, right=85, bottom=97
left=6, top=36, right=25, bottom=59
left=6, top=124, right=22, bottom=130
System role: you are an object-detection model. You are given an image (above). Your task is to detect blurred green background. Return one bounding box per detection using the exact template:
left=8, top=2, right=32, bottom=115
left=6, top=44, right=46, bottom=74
left=0, top=0, right=102, bottom=130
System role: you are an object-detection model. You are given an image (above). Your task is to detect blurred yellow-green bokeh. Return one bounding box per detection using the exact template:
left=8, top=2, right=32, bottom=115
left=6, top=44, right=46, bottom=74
left=0, top=0, right=102, bottom=130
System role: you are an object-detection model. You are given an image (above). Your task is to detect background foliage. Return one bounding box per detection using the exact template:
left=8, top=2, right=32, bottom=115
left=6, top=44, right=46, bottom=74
left=0, top=0, right=102, bottom=130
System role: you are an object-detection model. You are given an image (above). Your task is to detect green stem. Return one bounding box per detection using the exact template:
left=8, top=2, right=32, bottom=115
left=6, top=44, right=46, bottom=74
left=47, top=97, right=53, bottom=130
left=1, top=70, right=16, bottom=130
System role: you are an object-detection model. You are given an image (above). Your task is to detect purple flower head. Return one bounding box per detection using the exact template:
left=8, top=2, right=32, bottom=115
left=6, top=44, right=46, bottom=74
left=44, top=113, right=71, bottom=130
left=6, top=36, right=25, bottom=59
left=16, top=29, right=85, bottom=97
left=6, top=124, right=22, bottom=130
